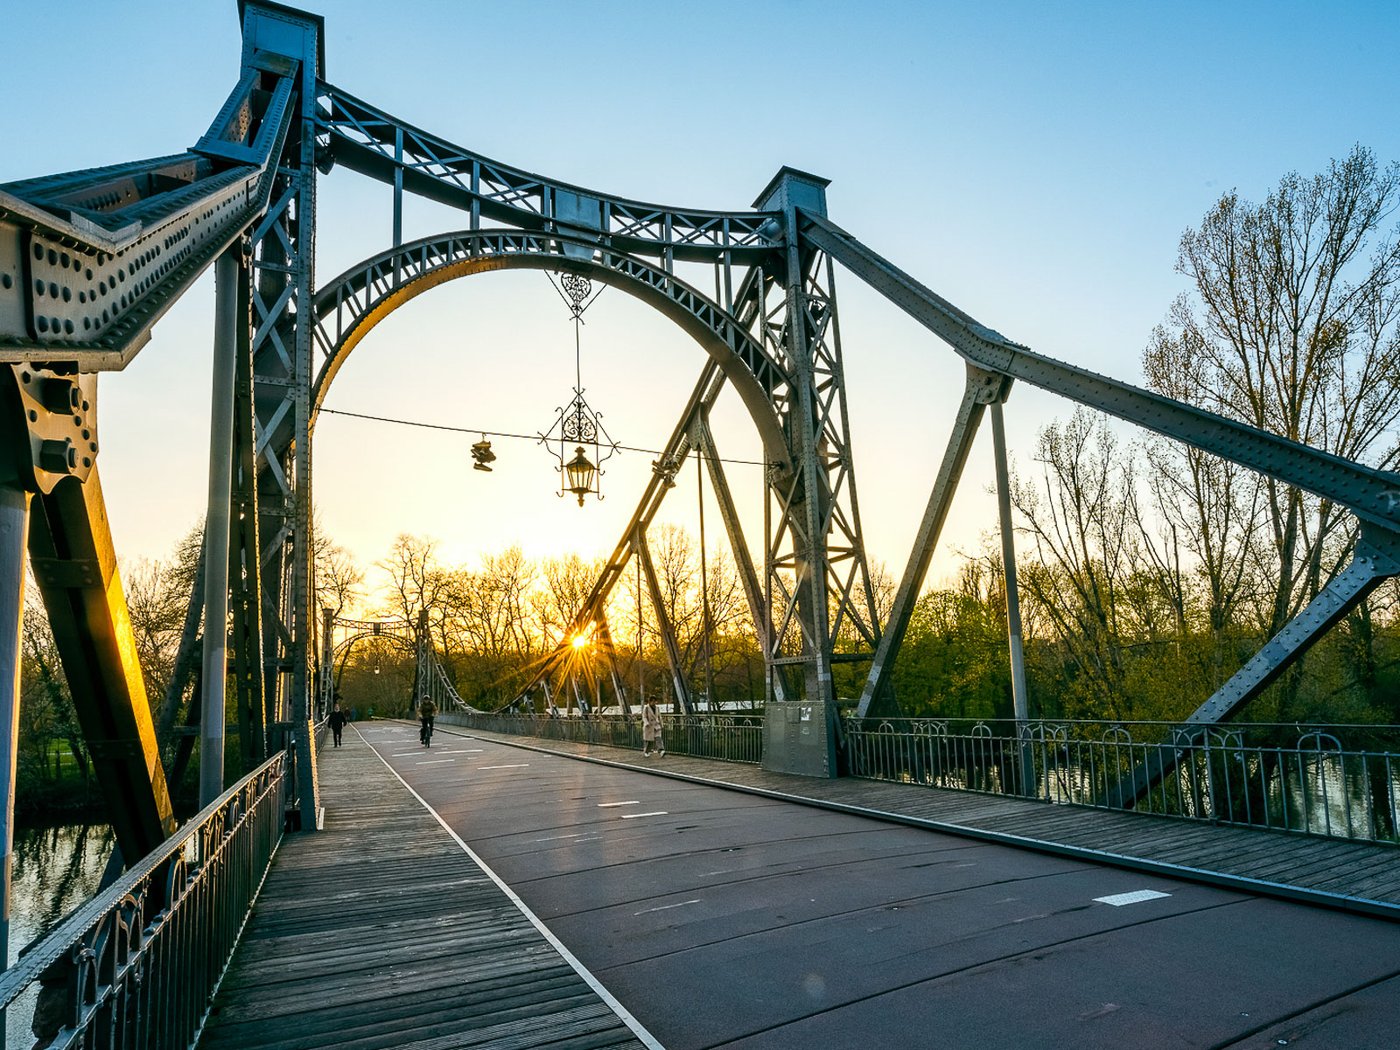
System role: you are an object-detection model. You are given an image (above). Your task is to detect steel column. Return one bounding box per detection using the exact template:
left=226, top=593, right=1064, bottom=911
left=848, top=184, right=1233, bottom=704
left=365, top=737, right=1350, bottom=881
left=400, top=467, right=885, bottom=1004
left=777, top=204, right=834, bottom=705
left=321, top=606, right=335, bottom=714
left=228, top=258, right=266, bottom=764
left=696, top=415, right=785, bottom=701
left=596, top=617, right=631, bottom=716
left=200, top=250, right=239, bottom=806
left=28, top=468, right=176, bottom=860
left=0, top=485, right=29, bottom=1020
left=990, top=397, right=1034, bottom=794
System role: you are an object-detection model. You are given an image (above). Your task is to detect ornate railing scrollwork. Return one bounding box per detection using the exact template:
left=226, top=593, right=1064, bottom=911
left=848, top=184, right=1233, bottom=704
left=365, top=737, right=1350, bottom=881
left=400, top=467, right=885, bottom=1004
left=0, top=752, right=289, bottom=1049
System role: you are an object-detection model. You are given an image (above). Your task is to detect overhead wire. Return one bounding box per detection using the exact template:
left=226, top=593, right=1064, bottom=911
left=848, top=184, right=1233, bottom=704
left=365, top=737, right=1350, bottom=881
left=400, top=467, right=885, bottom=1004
left=317, top=406, right=773, bottom=468
left=321, top=274, right=771, bottom=468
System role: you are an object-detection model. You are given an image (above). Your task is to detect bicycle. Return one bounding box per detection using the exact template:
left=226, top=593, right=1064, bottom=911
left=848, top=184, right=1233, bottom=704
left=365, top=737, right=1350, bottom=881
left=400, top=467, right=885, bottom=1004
left=420, top=718, right=434, bottom=747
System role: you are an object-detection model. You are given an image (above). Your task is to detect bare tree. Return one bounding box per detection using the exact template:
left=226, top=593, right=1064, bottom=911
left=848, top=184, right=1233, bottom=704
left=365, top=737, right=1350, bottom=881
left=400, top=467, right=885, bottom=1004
left=1011, top=409, right=1145, bottom=717
left=378, top=534, right=450, bottom=625
left=444, top=547, right=540, bottom=705
left=315, top=536, right=365, bottom=622
left=535, top=553, right=606, bottom=650
left=1145, top=145, right=1400, bottom=716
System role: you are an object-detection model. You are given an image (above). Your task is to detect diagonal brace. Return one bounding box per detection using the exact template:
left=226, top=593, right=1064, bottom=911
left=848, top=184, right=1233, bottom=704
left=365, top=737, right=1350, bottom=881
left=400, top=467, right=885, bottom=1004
left=856, top=365, right=1010, bottom=718
left=635, top=529, right=693, bottom=715
left=1106, top=529, right=1400, bottom=808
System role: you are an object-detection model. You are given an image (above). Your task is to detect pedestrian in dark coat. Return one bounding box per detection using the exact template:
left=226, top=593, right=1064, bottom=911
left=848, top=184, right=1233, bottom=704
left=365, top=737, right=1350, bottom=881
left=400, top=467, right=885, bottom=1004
left=329, top=702, right=348, bottom=748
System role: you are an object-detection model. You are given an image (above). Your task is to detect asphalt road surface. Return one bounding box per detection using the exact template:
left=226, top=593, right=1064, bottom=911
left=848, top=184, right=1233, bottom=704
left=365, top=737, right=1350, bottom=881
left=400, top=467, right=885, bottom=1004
left=357, top=721, right=1400, bottom=1050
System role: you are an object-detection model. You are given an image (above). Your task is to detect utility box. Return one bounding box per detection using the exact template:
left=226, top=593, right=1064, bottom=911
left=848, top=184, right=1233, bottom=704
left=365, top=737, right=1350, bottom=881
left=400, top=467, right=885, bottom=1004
left=762, top=701, right=838, bottom=779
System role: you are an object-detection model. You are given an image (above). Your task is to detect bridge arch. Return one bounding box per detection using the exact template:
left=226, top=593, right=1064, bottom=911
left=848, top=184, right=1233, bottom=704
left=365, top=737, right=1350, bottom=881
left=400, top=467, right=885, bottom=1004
left=308, top=230, right=792, bottom=464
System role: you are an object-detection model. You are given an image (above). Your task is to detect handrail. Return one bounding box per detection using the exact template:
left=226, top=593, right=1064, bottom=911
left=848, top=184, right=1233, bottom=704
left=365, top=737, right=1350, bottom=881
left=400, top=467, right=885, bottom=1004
left=0, top=750, right=288, bottom=1046
left=842, top=717, right=1400, bottom=845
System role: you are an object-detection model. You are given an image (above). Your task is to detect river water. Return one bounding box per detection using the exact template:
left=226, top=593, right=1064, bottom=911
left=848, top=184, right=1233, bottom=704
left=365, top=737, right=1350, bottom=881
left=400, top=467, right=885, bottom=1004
left=6, top=823, right=112, bottom=1050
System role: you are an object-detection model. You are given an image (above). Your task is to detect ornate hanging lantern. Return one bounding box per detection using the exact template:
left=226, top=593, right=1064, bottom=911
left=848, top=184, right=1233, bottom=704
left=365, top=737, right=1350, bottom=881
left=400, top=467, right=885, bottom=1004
left=540, top=272, right=617, bottom=504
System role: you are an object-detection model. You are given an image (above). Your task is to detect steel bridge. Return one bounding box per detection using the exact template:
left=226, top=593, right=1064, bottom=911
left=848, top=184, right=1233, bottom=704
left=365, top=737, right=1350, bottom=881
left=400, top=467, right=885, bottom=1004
left=1, top=3, right=1398, bottom=1047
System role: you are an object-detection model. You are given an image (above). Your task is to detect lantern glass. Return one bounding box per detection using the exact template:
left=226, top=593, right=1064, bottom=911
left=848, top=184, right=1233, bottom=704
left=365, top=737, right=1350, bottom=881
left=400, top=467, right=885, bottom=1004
left=564, top=446, right=596, bottom=505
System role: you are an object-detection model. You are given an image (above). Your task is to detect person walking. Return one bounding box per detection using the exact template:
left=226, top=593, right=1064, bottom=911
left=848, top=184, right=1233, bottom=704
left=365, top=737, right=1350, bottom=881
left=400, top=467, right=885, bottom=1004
left=329, top=701, right=348, bottom=748
left=641, top=699, right=664, bottom=757
left=418, top=695, right=437, bottom=747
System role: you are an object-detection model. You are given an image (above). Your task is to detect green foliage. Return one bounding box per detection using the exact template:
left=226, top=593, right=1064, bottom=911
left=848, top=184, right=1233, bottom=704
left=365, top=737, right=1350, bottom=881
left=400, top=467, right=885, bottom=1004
left=893, top=583, right=1012, bottom=720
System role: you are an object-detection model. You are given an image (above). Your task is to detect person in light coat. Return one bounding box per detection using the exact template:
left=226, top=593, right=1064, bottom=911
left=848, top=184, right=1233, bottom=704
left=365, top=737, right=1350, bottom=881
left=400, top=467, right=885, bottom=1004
left=641, top=700, right=664, bottom=757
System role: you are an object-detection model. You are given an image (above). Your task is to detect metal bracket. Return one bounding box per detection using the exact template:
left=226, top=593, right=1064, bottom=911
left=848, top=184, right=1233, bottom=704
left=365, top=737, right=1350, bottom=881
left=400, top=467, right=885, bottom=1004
left=3, top=365, right=98, bottom=493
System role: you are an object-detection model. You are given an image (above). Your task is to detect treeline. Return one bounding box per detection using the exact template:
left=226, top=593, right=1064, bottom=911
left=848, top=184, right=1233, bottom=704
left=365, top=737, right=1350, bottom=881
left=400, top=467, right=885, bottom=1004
left=327, top=525, right=770, bottom=715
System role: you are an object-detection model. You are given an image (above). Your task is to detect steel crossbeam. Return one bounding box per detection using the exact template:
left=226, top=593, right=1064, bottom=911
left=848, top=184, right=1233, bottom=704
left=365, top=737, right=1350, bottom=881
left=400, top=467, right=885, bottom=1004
left=316, top=84, right=778, bottom=264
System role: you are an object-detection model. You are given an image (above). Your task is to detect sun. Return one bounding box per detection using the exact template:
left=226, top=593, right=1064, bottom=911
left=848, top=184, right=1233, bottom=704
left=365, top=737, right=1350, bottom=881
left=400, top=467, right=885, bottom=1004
left=571, top=634, right=589, bottom=650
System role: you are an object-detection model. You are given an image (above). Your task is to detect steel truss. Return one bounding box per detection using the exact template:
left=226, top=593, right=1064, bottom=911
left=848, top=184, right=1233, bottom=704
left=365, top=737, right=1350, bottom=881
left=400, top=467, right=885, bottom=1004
left=0, top=0, right=1394, bottom=930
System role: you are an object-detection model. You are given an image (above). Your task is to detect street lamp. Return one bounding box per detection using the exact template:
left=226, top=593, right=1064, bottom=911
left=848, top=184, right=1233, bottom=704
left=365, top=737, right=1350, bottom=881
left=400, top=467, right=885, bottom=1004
left=540, top=272, right=616, bottom=504
left=564, top=446, right=596, bottom=506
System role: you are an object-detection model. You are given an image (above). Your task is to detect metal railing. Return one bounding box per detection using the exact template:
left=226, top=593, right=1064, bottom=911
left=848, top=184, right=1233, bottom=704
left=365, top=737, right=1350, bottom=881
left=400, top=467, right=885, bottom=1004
left=441, top=711, right=766, bottom=765
left=0, top=751, right=288, bottom=1049
left=442, top=705, right=1400, bottom=844
left=843, top=718, right=1400, bottom=845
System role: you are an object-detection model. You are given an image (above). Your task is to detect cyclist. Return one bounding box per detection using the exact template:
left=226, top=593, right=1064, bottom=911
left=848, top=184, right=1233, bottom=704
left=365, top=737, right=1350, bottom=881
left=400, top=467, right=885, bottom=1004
left=418, top=694, right=437, bottom=747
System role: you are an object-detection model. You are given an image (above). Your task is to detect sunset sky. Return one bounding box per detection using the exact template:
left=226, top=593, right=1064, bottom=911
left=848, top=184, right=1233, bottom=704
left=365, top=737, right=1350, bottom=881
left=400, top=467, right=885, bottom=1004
left=2, top=1, right=1396, bottom=606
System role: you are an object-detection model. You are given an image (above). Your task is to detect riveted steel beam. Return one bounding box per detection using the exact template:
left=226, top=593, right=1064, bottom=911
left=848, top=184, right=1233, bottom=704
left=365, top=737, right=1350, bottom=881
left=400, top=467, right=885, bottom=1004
left=800, top=211, right=1400, bottom=532
left=27, top=468, right=175, bottom=860
left=0, top=71, right=296, bottom=370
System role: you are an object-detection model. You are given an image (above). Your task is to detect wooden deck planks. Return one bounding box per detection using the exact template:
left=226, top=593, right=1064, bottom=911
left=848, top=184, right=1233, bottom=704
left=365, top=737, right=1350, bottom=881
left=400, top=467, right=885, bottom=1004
left=448, top=723, right=1400, bottom=918
left=197, top=740, right=648, bottom=1050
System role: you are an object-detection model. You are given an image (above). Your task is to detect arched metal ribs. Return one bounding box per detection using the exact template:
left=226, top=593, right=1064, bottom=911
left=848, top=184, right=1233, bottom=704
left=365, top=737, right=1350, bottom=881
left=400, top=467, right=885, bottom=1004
left=317, top=83, right=779, bottom=264
left=304, top=230, right=793, bottom=457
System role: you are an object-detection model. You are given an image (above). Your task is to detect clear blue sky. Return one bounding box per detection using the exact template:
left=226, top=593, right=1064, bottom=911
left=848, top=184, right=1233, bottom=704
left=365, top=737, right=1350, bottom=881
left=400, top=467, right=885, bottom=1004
left=3, top=1, right=1396, bottom=599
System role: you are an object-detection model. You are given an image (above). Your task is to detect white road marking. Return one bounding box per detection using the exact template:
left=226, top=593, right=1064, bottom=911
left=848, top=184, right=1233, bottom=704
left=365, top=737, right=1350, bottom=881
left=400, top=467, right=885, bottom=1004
left=1094, top=890, right=1172, bottom=907
left=597, top=801, right=641, bottom=808
left=416, top=759, right=455, bottom=765
left=438, top=749, right=482, bottom=754
left=620, top=811, right=668, bottom=819
left=391, top=753, right=420, bottom=757
left=361, top=738, right=665, bottom=1050
left=478, top=764, right=529, bottom=770
left=535, top=833, right=602, bottom=843
left=634, top=899, right=701, bottom=916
